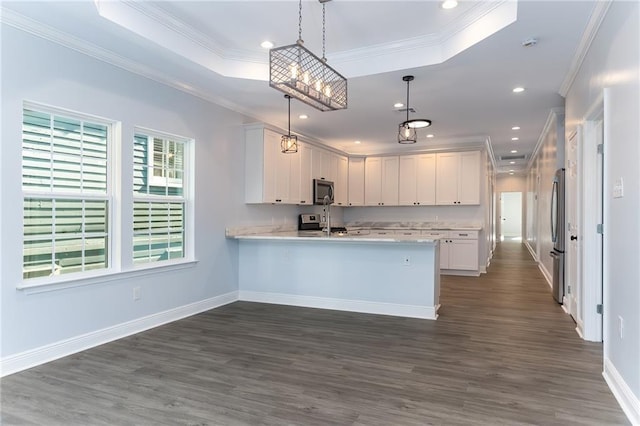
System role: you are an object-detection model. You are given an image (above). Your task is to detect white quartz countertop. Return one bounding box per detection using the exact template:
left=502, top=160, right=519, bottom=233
left=228, top=231, right=439, bottom=244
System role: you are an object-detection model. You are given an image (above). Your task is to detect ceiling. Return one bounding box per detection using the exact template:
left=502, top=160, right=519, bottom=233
left=2, top=1, right=599, bottom=174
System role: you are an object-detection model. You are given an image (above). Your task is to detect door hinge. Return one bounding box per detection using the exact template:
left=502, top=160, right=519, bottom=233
left=567, top=285, right=571, bottom=295
left=597, top=143, right=604, bottom=154
left=596, top=304, right=603, bottom=314
left=597, top=223, right=603, bottom=234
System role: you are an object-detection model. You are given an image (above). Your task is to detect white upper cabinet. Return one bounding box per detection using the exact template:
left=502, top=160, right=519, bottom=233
left=245, top=126, right=298, bottom=204
left=348, top=157, right=365, bottom=206
left=335, top=154, right=349, bottom=206
left=398, top=154, right=436, bottom=206
left=297, top=142, right=313, bottom=205
left=246, top=124, right=482, bottom=208
left=364, top=157, right=382, bottom=206
left=365, top=156, right=399, bottom=206
left=311, top=146, right=332, bottom=182
left=381, top=156, right=400, bottom=206
left=458, top=151, right=481, bottom=205
left=435, top=151, right=480, bottom=205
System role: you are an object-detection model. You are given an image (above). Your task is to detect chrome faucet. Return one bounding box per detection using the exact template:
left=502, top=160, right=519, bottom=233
left=323, top=195, right=331, bottom=237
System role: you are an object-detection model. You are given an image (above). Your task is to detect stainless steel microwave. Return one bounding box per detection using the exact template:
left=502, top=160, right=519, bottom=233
left=313, top=179, right=334, bottom=205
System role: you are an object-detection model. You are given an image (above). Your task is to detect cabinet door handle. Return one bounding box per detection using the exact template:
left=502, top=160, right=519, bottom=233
left=275, top=199, right=282, bottom=202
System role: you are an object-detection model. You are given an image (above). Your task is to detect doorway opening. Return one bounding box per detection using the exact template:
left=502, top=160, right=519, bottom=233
left=500, top=192, right=523, bottom=242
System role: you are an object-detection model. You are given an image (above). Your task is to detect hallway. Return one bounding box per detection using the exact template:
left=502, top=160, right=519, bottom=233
left=1, top=243, right=629, bottom=425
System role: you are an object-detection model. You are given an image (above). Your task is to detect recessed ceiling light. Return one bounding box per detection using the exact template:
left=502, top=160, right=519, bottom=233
left=354, top=140, right=361, bottom=144
left=511, top=150, right=518, bottom=153
left=511, top=137, right=519, bottom=141
left=298, top=114, right=308, bottom=119
left=509, top=172, right=514, bottom=175
left=509, top=169, right=515, bottom=172
left=512, top=126, right=520, bottom=130
left=260, top=41, right=274, bottom=49
left=394, top=103, right=404, bottom=108
left=509, top=161, right=516, bottom=164
left=426, top=134, right=435, bottom=138
left=441, top=0, right=458, bottom=9
left=513, top=87, right=525, bottom=93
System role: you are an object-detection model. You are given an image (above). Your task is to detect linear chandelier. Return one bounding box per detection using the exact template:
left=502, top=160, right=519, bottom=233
left=269, top=0, right=347, bottom=112
left=398, top=75, right=432, bottom=144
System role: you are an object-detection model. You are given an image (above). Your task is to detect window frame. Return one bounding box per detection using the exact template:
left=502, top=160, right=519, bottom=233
left=132, top=127, right=192, bottom=267
left=18, top=103, right=197, bottom=292
left=21, top=102, right=115, bottom=284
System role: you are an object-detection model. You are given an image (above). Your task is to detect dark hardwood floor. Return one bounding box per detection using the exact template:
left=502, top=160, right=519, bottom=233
left=1, top=242, right=628, bottom=425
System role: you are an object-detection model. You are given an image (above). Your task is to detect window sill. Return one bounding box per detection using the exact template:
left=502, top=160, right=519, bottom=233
left=17, top=259, right=199, bottom=294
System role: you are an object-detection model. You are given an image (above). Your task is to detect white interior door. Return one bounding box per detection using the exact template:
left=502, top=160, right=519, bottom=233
left=500, top=192, right=522, bottom=241
left=566, top=132, right=579, bottom=320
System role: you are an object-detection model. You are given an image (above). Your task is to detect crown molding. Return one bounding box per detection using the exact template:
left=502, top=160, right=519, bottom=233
left=94, top=0, right=516, bottom=80
left=527, top=107, right=564, bottom=170
left=559, top=0, right=612, bottom=97
left=0, top=7, right=261, bottom=121
left=330, top=0, right=517, bottom=77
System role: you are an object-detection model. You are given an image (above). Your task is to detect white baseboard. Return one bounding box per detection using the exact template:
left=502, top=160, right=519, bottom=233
left=538, top=262, right=553, bottom=289
left=0, top=291, right=239, bottom=377
left=238, top=291, right=438, bottom=320
left=441, top=270, right=481, bottom=277
left=603, top=358, right=640, bottom=425
left=524, top=240, right=538, bottom=261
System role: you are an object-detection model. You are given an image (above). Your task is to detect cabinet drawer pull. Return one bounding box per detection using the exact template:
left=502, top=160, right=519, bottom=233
left=459, top=233, right=468, bottom=236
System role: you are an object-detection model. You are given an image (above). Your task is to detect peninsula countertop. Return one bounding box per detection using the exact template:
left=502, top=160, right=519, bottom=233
left=227, top=230, right=440, bottom=244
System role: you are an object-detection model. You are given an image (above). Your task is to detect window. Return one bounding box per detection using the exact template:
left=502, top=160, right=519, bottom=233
left=133, top=131, right=189, bottom=265
left=22, top=107, right=111, bottom=280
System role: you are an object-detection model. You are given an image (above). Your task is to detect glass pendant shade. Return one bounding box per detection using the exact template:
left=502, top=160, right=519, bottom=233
left=398, top=123, right=417, bottom=144
left=281, top=134, right=298, bottom=153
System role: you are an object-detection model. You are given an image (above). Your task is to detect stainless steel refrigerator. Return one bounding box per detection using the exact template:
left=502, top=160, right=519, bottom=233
left=550, top=168, right=565, bottom=303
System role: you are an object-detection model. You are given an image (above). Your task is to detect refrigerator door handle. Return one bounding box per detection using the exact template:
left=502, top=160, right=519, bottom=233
left=550, top=180, right=558, bottom=243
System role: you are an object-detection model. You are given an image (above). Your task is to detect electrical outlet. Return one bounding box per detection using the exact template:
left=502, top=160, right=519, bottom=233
left=618, top=316, right=624, bottom=339
left=133, top=286, right=141, bottom=301
left=403, top=256, right=410, bottom=266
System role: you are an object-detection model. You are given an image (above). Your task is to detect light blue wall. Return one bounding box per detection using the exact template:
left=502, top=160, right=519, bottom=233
left=564, top=1, right=640, bottom=402
left=0, top=26, right=301, bottom=358
left=239, top=239, right=438, bottom=307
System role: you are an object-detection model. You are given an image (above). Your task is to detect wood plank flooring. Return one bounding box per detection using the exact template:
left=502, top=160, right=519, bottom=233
left=1, top=242, right=628, bottom=425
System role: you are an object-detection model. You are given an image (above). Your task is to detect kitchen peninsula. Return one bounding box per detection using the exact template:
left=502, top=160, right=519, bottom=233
left=228, top=228, right=441, bottom=320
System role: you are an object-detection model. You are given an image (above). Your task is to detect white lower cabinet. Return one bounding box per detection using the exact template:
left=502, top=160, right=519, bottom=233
left=422, top=230, right=478, bottom=271
left=369, top=230, right=396, bottom=236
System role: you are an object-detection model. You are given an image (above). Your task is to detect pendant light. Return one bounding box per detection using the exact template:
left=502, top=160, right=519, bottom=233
left=269, top=0, right=347, bottom=111
left=398, top=75, right=431, bottom=144
left=281, top=95, right=298, bottom=153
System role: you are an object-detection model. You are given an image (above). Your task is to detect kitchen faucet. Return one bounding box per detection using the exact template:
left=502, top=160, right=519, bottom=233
left=323, top=195, right=331, bottom=237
